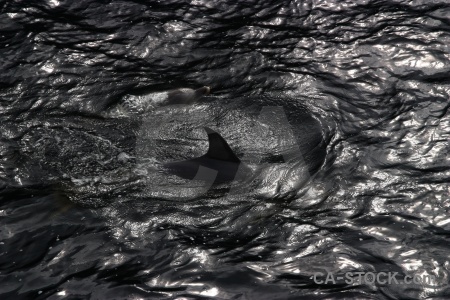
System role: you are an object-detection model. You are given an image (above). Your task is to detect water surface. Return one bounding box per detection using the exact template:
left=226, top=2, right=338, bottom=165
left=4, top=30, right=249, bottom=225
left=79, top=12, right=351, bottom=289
left=1, top=0, right=450, bottom=299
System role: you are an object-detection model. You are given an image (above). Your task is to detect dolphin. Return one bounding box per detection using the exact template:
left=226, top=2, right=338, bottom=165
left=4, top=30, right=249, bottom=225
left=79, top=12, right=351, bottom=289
left=163, top=127, right=249, bottom=184
left=166, top=86, right=211, bottom=105
left=118, top=86, right=211, bottom=114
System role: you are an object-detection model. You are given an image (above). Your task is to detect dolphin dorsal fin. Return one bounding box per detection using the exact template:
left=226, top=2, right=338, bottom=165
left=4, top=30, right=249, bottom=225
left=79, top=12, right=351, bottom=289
left=204, top=127, right=240, bottom=162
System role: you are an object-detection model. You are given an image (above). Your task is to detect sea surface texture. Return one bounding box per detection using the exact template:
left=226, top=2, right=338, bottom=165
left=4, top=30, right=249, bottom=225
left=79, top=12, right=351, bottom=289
left=1, top=0, right=450, bottom=299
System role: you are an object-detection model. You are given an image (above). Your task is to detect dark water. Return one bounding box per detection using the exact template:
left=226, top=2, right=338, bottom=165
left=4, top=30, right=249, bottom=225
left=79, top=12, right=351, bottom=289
left=1, top=0, right=450, bottom=299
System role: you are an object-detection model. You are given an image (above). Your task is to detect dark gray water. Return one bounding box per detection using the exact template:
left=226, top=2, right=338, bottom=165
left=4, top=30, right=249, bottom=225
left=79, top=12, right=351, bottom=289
left=1, top=0, right=450, bottom=299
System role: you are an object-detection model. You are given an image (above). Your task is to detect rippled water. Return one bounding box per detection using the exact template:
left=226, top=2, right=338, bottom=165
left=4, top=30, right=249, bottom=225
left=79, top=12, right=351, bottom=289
left=1, top=0, right=450, bottom=299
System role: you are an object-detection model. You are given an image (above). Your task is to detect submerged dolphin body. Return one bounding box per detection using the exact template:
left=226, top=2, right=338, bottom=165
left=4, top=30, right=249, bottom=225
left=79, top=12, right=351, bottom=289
left=163, top=127, right=249, bottom=184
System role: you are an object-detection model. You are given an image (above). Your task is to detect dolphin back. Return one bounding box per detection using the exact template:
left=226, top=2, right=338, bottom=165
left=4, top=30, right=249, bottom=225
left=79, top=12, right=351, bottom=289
left=163, top=127, right=244, bottom=183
